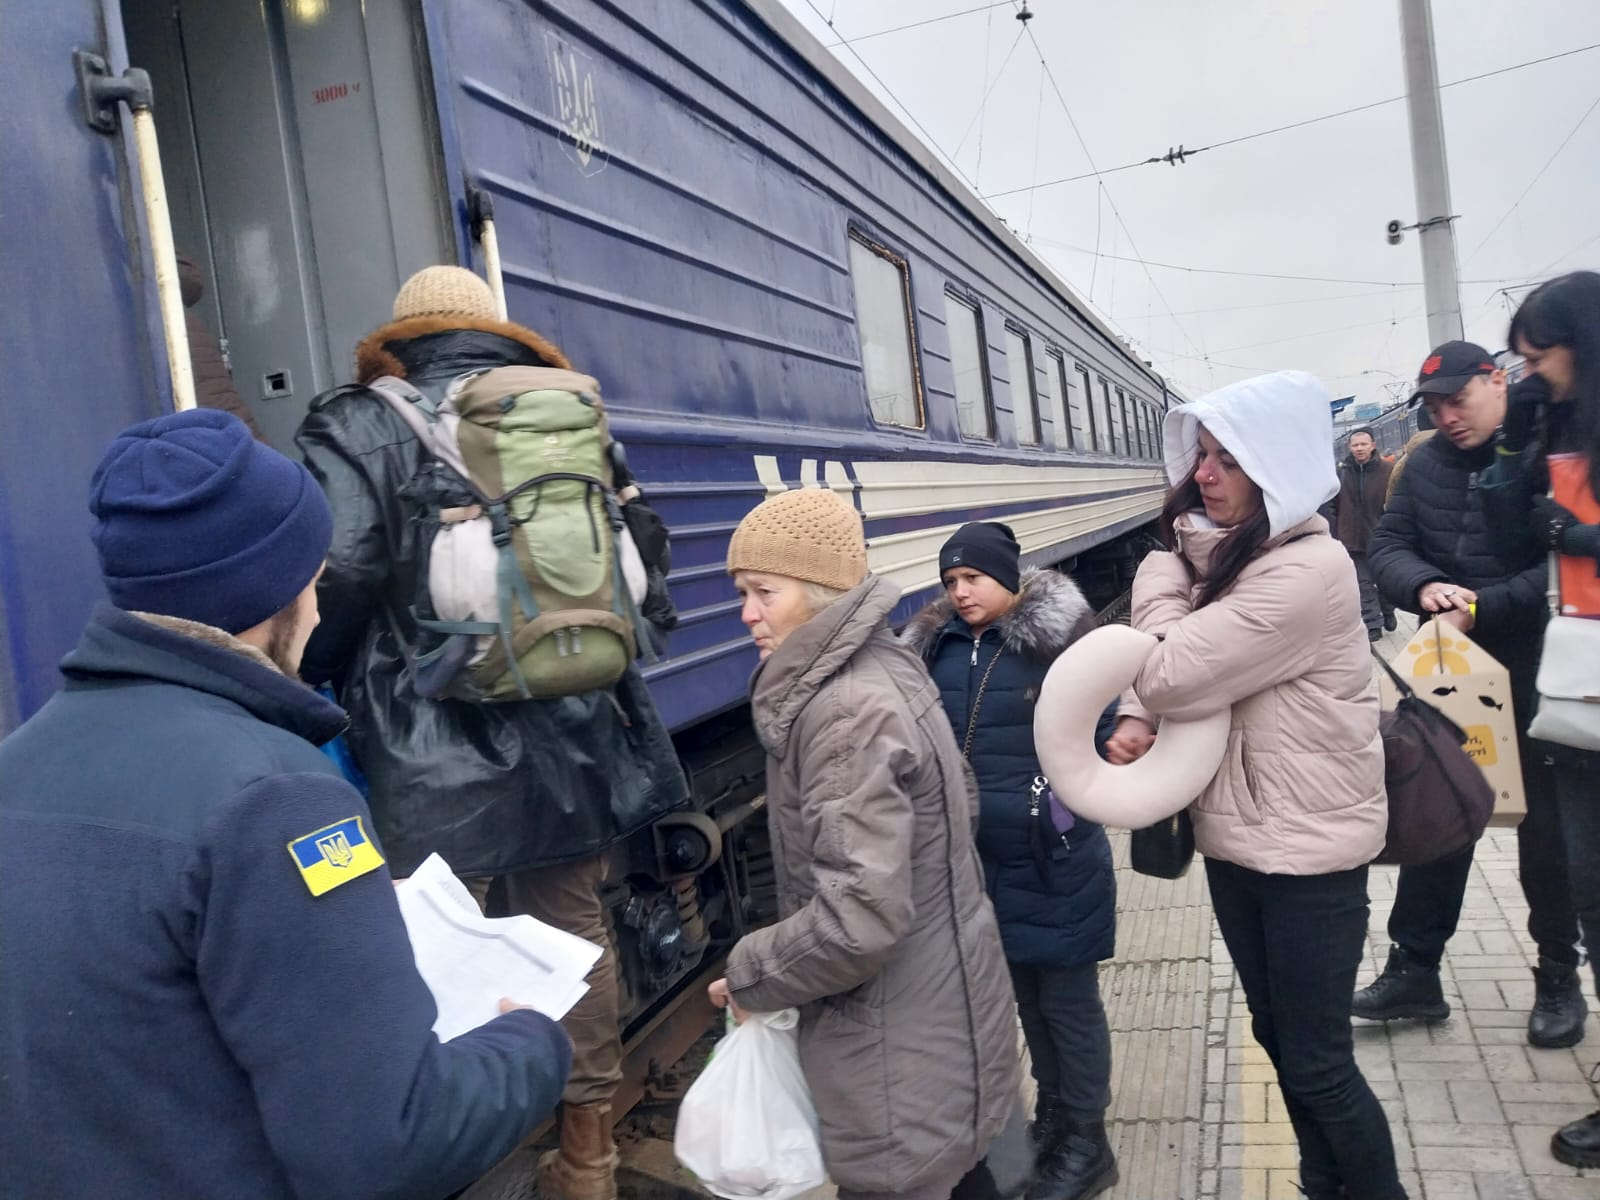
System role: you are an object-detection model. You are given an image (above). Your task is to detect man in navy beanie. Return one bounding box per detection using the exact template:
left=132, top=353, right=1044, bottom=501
left=0, top=408, right=572, bottom=1200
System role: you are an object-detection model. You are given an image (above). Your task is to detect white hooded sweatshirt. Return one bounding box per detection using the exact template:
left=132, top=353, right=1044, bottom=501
left=1161, top=370, right=1339, bottom=537
left=1127, top=370, right=1386, bottom=875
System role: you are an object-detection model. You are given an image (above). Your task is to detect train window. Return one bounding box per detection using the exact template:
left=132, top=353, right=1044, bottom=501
left=1043, top=351, right=1072, bottom=449
left=1130, top=396, right=1146, bottom=458
left=1074, top=364, right=1094, bottom=452
left=1116, top=389, right=1133, bottom=458
left=1097, top=378, right=1115, bottom=454
left=1005, top=326, right=1040, bottom=446
left=848, top=233, right=924, bottom=429
left=942, top=292, right=992, bottom=439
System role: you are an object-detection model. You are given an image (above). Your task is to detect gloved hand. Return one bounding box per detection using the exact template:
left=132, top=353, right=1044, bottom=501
left=1560, top=520, right=1600, bottom=562
left=1501, top=374, right=1550, bottom=452
left=1531, top=494, right=1579, bottom=551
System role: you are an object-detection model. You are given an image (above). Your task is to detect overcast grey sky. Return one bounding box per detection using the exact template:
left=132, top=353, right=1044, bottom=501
left=775, top=0, right=1600, bottom=407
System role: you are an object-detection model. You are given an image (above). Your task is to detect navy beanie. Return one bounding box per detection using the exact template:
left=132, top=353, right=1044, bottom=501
left=939, top=522, right=1021, bottom=594
left=89, top=409, right=333, bottom=634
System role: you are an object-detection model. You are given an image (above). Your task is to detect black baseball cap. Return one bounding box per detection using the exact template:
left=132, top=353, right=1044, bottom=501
left=1409, top=340, right=1498, bottom=405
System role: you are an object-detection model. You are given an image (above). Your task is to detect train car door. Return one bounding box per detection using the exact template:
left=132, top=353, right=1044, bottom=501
left=0, top=3, right=168, bottom=733
left=120, top=0, right=455, bottom=450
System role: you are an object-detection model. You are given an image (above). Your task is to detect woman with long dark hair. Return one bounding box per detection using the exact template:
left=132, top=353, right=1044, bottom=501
left=1104, top=371, right=1405, bottom=1199
left=1481, top=269, right=1600, bottom=1169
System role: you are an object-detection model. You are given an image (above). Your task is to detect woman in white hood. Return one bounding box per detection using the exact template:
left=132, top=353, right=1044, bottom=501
left=1106, top=371, right=1401, bottom=1200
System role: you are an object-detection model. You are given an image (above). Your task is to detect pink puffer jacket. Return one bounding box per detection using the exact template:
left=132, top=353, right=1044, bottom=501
left=1126, top=513, right=1386, bottom=875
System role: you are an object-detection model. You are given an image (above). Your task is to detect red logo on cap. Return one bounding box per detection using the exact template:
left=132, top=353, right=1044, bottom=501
left=1422, top=355, right=1442, bottom=376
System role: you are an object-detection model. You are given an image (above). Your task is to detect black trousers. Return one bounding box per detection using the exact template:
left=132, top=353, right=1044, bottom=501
left=1551, top=762, right=1600, bottom=1000
left=1207, top=859, right=1407, bottom=1200
left=1009, top=961, right=1112, bottom=1121
left=1350, top=553, right=1393, bottom=636
left=1389, top=742, right=1579, bottom=968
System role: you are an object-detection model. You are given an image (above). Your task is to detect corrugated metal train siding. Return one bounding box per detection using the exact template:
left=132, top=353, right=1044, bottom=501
left=425, top=0, right=1165, bottom=730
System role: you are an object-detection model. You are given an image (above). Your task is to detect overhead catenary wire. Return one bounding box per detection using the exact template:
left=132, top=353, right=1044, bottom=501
left=800, top=0, right=1211, bottom=395
left=1533, top=229, right=1600, bottom=278
left=1115, top=287, right=1423, bottom=320
left=1020, top=24, right=1207, bottom=364
left=983, top=40, right=1600, bottom=201
left=800, top=0, right=990, bottom=199
left=824, top=1, right=1018, bottom=48
left=1028, top=235, right=1539, bottom=289
left=1460, top=90, right=1600, bottom=266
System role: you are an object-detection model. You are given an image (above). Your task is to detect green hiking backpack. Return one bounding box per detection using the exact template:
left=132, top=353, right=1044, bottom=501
left=370, top=365, right=653, bottom=702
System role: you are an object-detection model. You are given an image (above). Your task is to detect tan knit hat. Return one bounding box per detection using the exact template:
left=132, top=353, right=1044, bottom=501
left=727, top=488, right=867, bottom=590
left=392, top=266, right=498, bottom=322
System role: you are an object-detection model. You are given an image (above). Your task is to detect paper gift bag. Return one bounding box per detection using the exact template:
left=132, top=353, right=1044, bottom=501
left=1378, top=620, right=1526, bottom=826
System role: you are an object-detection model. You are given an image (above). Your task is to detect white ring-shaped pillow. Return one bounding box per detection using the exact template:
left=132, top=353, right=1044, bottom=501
left=1032, top=624, right=1231, bottom=829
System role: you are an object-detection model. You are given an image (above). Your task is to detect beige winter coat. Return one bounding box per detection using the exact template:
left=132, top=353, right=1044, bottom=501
left=1126, top=514, right=1387, bottom=875
left=724, top=574, right=1019, bottom=1194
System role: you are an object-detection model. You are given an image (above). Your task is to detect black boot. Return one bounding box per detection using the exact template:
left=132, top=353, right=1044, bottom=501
left=1551, top=1108, right=1600, bottom=1168
left=1029, top=1091, right=1067, bottom=1154
left=1024, top=1117, right=1117, bottom=1200
left=1352, top=945, right=1449, bottom=1022
left=1527, top=957, right=1588, bottom=1049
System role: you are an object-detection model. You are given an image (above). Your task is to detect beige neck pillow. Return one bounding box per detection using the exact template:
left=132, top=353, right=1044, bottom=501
left=1032, top=624, right=1230, bottom=828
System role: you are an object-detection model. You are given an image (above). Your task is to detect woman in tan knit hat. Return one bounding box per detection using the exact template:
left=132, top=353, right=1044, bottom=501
left=707, top=488, right=1020, bottom=1200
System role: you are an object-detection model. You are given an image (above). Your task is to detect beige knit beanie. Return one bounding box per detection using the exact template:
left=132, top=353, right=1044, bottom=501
left=727, top=488, right=868, bottom=590
left=392, top=266, right=498, bottom=322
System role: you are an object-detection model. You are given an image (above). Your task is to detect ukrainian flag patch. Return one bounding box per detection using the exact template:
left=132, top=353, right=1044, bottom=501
left=287, top=816, right=385, bottom=896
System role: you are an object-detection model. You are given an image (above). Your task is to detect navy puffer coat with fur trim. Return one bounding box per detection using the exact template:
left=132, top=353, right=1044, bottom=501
left=905, top=569, right=1117, bottom=968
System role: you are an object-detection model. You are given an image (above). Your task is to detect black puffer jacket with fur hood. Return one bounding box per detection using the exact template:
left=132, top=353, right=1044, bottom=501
left=904, top=569, right=1117, bottom=968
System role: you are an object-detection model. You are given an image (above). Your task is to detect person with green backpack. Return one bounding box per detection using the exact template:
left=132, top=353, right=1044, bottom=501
left=296, top=266, right=689, bottom=1200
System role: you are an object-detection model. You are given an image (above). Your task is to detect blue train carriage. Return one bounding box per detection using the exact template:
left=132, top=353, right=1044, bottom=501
left=5, top=0, right=1172, bottom=1078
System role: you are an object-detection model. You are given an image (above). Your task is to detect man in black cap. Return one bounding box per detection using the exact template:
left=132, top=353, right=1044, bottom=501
left=1357, top=341, right=1587, bottom=1047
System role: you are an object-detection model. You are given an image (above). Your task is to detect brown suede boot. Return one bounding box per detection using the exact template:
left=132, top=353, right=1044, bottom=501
left=536, top=1101, right=621, bottom=1200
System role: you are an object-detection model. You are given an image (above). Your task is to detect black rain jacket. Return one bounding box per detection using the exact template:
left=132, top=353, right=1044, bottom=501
left=295, top=317, right=690, bottom=877
left=1368, top=432, right=1546, bottom=715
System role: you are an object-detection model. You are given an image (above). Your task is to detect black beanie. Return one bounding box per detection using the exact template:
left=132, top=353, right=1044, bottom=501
left=939, top=522, right=1021, bottom=594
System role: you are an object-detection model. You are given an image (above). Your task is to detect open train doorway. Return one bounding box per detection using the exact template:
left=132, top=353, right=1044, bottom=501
left=121, top=0, right=455, bottom=449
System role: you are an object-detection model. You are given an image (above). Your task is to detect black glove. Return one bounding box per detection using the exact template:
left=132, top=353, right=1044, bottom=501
left=1561, top=520, right=1600, bottom=562
left=1501, top=374, right=1550, bottom=453
left=1530, top=494, right=1580, bottom=551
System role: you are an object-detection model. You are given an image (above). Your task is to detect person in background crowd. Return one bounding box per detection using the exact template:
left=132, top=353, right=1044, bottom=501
left=296, top=266, right=689, bottom=1200
left=0, top=410, right=571, bottom=1200
left=1356, top=341, right=1585, bottom=1049
left=1331, top=426, right=1395, bottom=640
left=1480, top=270, right=1600, bottom=1169
left=1385, top=407, right=1435, bottom=507
left=904, top=522, right=1119, bottom=1200
left=176, top=251, right=265, bottom=440
left=707, top=488, right=1019, bottom=1200
left=1104, top=372, right=1406, bottom=1200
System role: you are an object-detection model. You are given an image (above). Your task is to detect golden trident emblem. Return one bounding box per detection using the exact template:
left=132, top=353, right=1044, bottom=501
left=317, top=830, right=355, bottom=868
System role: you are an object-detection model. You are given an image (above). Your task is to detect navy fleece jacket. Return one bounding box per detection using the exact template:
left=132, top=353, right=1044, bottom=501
left=0, top=607, right=572, bottom=1199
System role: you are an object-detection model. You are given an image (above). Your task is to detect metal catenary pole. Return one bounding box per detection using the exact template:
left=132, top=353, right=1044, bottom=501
left=1397, top=0, right=1465, bottom=346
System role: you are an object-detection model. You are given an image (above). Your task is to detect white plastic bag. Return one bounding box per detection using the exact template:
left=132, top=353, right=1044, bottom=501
left=674, top=1009, right=826, bottom=1200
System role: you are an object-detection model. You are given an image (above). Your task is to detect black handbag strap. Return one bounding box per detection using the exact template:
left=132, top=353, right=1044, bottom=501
left=1370, top=648, right=1417, bottom=701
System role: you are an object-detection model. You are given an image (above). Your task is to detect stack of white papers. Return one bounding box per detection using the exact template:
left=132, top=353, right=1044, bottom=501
left=394, top=853, right=603, bottom=1042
